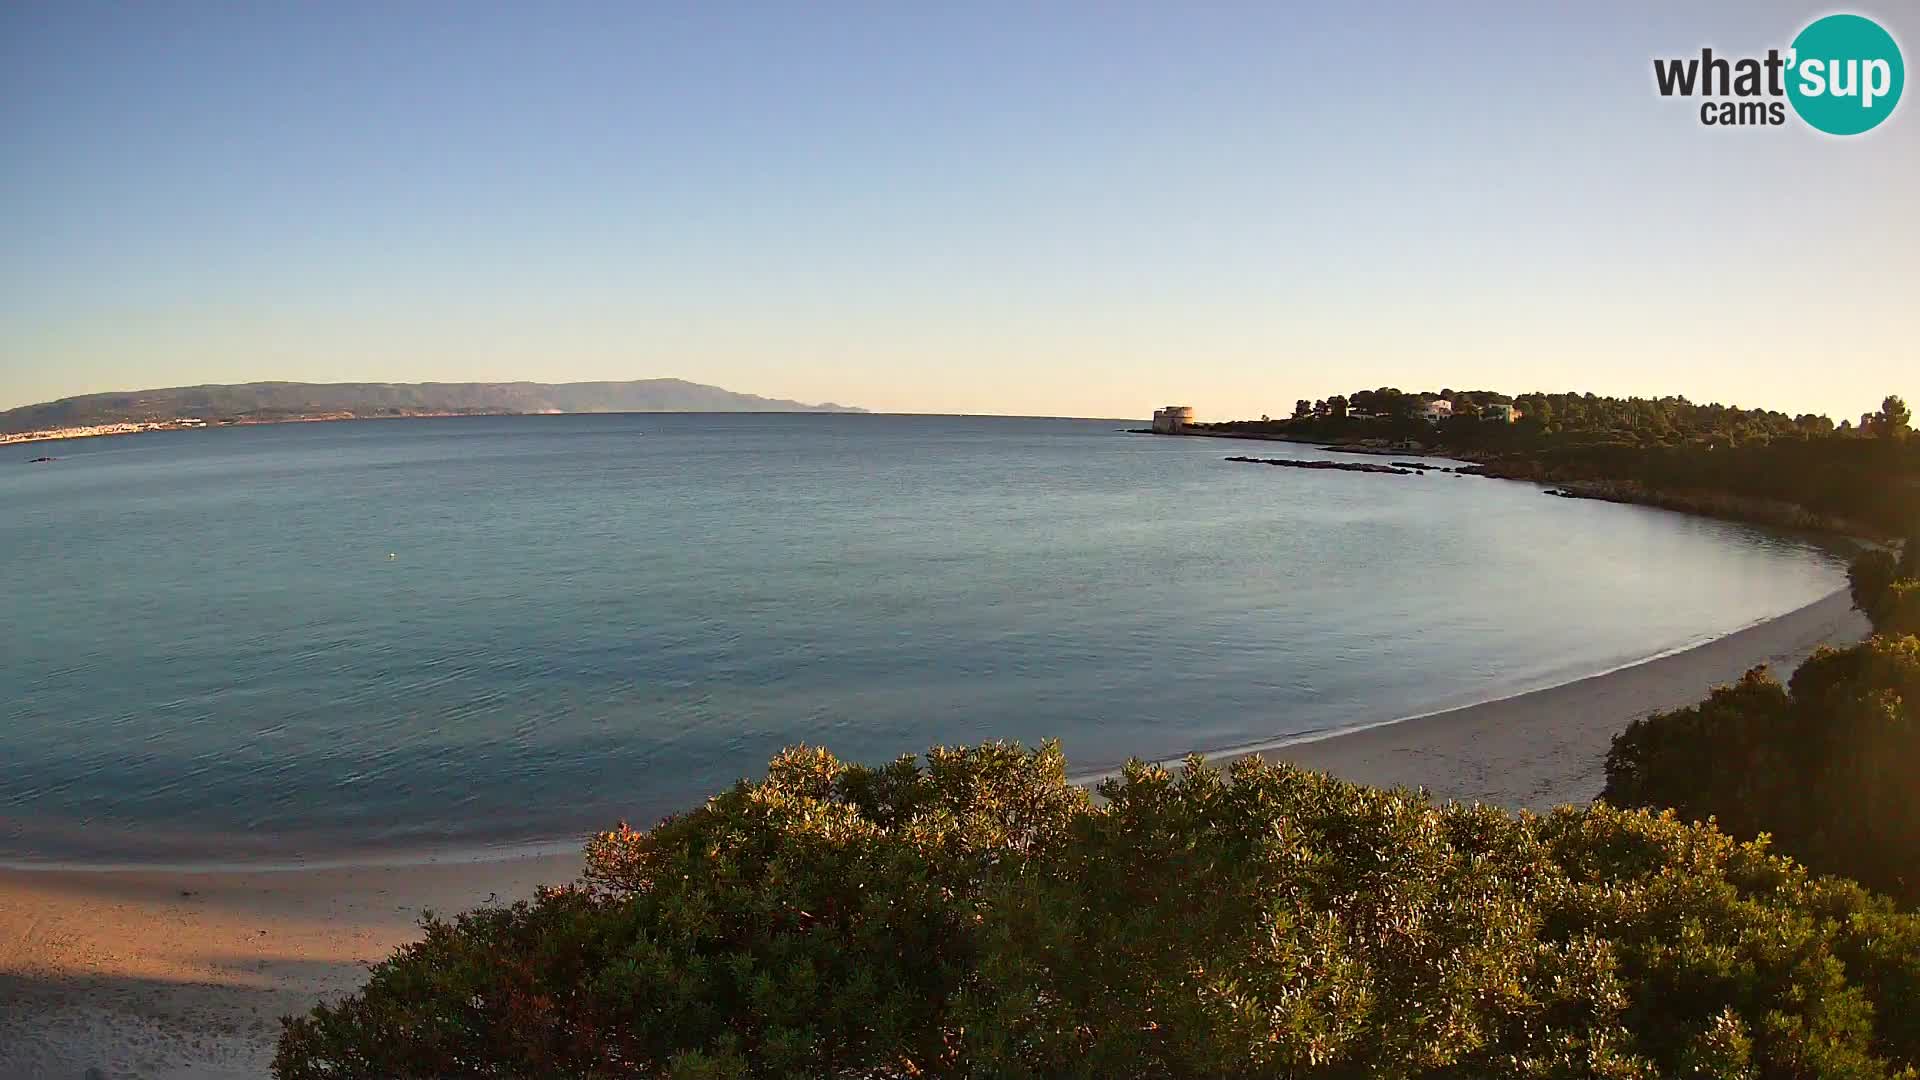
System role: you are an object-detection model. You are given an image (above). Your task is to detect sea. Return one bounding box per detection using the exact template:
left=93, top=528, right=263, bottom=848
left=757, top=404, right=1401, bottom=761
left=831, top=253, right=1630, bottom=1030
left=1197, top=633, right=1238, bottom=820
left=0, top=413, right=1845, bottom=864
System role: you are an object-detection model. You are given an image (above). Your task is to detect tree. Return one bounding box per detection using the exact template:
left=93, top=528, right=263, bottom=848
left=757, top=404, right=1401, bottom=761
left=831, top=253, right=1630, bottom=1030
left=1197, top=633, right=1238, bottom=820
left=1326, top=393, right=1349, bottom=419
left=279, top=743, right=1920, bottom=1078
left=1292, top=399, right=1312, bottom=421
left=1850, top=548, right=1900, bottom=623
left=1882, top=395, right=1911, bottom=439
left=1519, top=394, right=1553, bottom=429
left=1848, top=541, right=1920, bottom=632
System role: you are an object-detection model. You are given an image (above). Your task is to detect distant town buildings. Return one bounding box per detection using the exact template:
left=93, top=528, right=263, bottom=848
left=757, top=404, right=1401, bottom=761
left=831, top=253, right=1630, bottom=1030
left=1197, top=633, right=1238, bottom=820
left=1480, top=404, right=1520, bottom=423
left=0, top=423, right=144, bottom=445
left=0, top=418, right=209, bottom=446
left=1415, top=399, right=1453, bottom=422
left=1151, top=405, right=1197, bottom=433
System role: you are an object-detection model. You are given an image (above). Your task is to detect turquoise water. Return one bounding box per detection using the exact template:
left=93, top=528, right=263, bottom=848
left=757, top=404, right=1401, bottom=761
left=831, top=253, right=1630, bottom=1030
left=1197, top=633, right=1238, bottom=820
left=0, top=414, right=1843, bottom=863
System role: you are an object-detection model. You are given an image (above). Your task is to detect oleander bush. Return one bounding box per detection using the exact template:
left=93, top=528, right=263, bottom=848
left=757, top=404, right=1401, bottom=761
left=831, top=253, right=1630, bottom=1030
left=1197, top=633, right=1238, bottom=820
left=277, top=742, right=1920, bottom=1079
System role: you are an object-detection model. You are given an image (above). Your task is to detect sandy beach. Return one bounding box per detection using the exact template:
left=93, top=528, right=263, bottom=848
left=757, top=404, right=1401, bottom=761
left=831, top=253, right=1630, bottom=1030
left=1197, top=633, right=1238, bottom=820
left=1274, top=588, right=1869, bottom=808
left=0, top=589, right=1869, bottom=1080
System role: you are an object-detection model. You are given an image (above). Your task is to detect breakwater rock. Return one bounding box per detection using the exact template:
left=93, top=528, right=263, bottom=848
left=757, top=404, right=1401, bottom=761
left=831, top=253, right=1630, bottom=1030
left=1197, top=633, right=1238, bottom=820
left=1226, top=456, right=1414, bottom=476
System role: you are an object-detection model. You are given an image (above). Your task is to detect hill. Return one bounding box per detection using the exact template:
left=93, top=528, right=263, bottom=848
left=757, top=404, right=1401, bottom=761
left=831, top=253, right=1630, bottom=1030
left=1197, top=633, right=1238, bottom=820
left=0, top=379, right=864, bottom=433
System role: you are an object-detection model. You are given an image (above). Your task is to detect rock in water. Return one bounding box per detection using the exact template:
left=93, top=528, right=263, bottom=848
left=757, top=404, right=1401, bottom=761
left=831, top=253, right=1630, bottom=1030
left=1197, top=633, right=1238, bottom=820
left=1224, top=456, right=1415, bottom=476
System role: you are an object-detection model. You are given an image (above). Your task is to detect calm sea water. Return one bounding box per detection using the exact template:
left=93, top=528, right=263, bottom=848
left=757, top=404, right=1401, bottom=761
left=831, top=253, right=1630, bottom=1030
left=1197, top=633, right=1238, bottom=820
left=0, top=414, right=1843, bottom=863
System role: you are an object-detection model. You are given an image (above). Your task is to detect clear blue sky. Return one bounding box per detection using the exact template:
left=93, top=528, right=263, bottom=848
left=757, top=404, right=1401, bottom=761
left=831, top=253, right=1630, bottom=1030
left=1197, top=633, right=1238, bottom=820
left=2, top=2, right=1913, bottom=420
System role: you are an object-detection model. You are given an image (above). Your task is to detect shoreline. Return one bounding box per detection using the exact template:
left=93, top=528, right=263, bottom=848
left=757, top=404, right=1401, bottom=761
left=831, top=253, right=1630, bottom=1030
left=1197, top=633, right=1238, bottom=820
left=1138, top=427, right=1894, bottom=542
left=0, top=589, right=1871, bottom=1078
left=0, top=586, right=1849, bottom=877
left=1268, top=587, right=1867, bottom=808
left=1064, top=588, right=1865, bottom=810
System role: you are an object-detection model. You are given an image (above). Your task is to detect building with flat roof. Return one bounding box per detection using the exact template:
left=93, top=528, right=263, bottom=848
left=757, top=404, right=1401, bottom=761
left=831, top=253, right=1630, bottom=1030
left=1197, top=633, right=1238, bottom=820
left=1151, top=405, right=1197, bottom=433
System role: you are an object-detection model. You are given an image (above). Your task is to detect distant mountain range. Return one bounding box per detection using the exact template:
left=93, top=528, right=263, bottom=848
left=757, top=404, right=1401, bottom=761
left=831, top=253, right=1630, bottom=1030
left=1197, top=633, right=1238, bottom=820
left=0, top=379, right=865, bottom=433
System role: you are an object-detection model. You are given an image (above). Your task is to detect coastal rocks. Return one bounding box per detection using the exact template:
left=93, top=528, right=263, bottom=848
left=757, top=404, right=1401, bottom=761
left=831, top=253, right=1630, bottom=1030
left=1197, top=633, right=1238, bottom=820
left=1317, top=442, right=1431, bottom=456
left=1525, top=480, right=1863, bottom=534
left=1225, top=455, right=1415, bottom=476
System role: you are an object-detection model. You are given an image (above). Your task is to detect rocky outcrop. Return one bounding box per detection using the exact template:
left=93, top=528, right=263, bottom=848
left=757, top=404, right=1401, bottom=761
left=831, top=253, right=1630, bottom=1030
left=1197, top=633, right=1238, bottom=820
left=1226, top=456, right=1414, bottom=475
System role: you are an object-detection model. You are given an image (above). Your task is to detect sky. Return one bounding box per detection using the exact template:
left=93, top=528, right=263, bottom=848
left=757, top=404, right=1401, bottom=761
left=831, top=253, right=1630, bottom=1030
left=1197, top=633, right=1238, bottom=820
left=2, top=1, right=1914, bottom=421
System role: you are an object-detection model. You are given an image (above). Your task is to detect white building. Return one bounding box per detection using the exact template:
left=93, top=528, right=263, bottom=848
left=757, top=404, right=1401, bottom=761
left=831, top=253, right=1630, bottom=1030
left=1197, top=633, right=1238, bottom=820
left=1480, top=404, right=1519, bottom=423
left=1415, top=399, right=1453, bottom=422
left=1151, top=405, right=1197, bottom=433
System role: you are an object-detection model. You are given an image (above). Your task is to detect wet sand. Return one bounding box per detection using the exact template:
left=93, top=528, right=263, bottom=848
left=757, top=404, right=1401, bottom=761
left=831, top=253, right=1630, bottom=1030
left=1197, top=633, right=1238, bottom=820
left=0, top=590, right=1869, bottom=1079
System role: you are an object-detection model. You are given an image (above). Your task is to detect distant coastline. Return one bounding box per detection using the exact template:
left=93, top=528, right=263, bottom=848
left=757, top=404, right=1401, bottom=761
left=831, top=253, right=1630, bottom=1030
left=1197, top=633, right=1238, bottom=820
left=2, top=408, right=849, bottom=447
left=1, top=378, right=866, bottom=444
left=2, top=411, right=477, bottom=447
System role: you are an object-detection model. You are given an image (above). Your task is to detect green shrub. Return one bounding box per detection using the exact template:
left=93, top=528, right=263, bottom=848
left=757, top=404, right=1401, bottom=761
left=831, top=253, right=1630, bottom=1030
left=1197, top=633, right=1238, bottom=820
left=1884, top=582, right=1920, bottom=637
left=278, top=742, right=1920, bottom=1078
left=1605, top=635, right=1920, bottom=906
left=1850, top=538, right=1920, bottom=632
left=1851, top=549, right=1902, bottom=625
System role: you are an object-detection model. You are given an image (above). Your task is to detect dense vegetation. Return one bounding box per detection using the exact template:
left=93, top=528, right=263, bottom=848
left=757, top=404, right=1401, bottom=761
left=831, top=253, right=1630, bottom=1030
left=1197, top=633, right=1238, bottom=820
left=1204, top=390, right=1919, bottom=537
left=1604, top=539, right=1920, bottom=905
left=1848, top=539, right=1920, bottom=638
left=0, top=379, right=861, bottom=432
left=279, top=743, right=1920, bottom=1078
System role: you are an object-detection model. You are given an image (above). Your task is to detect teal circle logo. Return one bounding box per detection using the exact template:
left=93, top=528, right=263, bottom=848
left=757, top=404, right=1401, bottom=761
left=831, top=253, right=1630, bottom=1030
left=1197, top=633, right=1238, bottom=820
left=1787, top=14, right=1904, bottom=135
